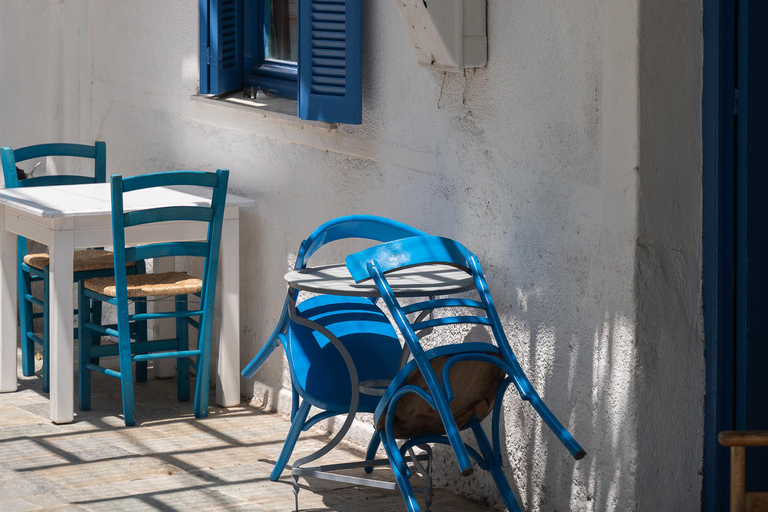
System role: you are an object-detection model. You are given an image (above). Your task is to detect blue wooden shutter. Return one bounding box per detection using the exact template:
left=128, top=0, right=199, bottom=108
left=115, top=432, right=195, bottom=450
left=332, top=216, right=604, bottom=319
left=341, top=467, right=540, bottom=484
left=298, top=0, right=362, bottom=124
left=200, top=0, right=243, bottom=95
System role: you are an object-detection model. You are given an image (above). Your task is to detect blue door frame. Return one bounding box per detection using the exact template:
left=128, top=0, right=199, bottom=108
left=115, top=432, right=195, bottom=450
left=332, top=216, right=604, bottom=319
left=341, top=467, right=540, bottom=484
left=703, top=0, right=768, bottom=510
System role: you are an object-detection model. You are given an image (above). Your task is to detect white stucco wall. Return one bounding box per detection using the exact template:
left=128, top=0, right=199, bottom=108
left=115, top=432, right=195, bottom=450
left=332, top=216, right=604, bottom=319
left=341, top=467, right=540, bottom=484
left=0, top=0, right=704, bottom=510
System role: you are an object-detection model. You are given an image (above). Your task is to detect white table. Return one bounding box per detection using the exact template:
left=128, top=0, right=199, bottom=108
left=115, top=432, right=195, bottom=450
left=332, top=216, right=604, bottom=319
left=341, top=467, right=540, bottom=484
left=0, top=183, right=254, bottom=423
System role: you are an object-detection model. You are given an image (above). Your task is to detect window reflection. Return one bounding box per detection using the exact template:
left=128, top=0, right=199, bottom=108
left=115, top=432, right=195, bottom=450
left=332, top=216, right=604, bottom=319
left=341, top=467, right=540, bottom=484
left=264, top=0, right=298, bottom=63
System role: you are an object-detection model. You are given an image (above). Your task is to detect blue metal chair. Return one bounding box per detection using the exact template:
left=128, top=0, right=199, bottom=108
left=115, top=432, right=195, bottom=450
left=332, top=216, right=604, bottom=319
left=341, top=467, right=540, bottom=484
left=241, top=215, right=428, bottom=482
left=77, top=170, right=229, bottom=426
left=346, top=235, right=586, bottom=512
left=0, top=142, right=147, bottom=393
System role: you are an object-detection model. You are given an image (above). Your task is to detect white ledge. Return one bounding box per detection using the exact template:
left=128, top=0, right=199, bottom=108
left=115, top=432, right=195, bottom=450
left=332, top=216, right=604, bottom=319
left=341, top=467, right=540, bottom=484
left=191, top=93, right=337, bottom=130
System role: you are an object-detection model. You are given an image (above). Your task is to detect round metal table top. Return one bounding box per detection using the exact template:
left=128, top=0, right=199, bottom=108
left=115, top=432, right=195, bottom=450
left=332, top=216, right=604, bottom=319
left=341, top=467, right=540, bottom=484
left=284, top=263, right=475, bottom=297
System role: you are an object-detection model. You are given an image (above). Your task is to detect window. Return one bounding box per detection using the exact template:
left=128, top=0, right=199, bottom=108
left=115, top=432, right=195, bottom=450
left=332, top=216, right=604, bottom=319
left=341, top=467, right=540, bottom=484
left=199, top=0, right=362, bottom=124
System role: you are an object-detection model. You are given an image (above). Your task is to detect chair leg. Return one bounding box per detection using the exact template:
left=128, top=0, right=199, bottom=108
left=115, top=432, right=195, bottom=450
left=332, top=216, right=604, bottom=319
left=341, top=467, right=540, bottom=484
left=382, top=432, right=421, bottom=512
left=78, top=284, right=92, bottom=411
left=134, top=299, right=148, bottom=383
left=193, top=300, right=212, bottom=419
left=41, top=271, right=50, bottom=394
left=270, top=399, right=311, bottom=481
left=526, top=389, right=585, bottom=459
left=176, top=295, right=190, bottom=402
left=364, top=431, right=381, bottom=473
left=19, top=269, right=35, bottom=377
left=89, top=299, right=102, bottom=365
left=117, top=322, right=136, bottom=426
left=469, top=420, right=523, bottom=512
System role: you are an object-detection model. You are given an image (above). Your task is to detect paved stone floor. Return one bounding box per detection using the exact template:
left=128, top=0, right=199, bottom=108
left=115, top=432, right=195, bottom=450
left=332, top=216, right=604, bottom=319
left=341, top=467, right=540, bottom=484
left=0, top=351, right=493, bottom=512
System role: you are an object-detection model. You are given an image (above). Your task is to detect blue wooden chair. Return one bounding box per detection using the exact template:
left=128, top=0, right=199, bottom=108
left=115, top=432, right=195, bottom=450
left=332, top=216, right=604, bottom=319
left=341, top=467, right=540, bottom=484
left=77, top=170, right=229, bottom=426
left=0, top=142, right=147, bottom=393
left=241, top=215, right=428, bottom=481
left=345, top=236, right=586, bottom=512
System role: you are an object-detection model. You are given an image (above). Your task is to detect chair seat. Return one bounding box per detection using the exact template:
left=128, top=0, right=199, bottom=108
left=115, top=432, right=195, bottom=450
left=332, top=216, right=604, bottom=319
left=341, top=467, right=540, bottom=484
left=84, top=271, right=202, bottom=298
left=375, top=343, right=506, bottom=438
left=23, top=249, right=135, bottom=272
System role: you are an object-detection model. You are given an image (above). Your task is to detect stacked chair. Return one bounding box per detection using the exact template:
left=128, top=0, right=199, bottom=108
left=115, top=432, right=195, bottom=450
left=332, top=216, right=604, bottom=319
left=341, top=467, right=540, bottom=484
left=344, top=235, right=586, bottom=512
left=78, top=170, right=229, bottom=426
left=241, top=215, right=429, bottom=484
left=0, top=142, right=147, bottom=392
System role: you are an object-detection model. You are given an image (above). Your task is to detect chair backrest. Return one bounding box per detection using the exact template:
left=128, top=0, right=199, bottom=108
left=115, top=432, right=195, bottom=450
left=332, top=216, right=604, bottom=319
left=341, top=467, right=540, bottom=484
left=345, top=235, right=519, bottom=368
left=0, top=142, right=107, bottom=188
left=110, top=170, right=229, bottom=322
left=295, top=215, right=429, bottom=270
left=241, top=215, right=428, bottom=380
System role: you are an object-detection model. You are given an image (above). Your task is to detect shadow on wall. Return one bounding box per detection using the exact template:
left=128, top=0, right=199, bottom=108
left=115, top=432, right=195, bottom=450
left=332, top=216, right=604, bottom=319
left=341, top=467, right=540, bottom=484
left=423, top=279, right=638, bottom=512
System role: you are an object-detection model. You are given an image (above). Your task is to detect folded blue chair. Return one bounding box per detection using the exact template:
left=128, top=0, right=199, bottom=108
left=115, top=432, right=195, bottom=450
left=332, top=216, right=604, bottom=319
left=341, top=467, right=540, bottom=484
left=241, top=215, right=428, bottom=481
left=346, top=235, right=586, bottom=512
left=0, top=142, right=147, bottom=392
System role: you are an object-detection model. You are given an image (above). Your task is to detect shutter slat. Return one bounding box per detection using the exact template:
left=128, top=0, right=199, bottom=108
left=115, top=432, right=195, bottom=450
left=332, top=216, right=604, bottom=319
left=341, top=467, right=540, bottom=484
left=311, top=22, right=346, bottom=32
left=311, top=30, right=346, bottom=40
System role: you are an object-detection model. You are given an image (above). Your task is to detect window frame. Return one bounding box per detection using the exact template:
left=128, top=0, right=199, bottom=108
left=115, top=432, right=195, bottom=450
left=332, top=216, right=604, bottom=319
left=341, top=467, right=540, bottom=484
left=201, top=0, right=363, bottom=125
left=243, top=0, right=298, bottom=100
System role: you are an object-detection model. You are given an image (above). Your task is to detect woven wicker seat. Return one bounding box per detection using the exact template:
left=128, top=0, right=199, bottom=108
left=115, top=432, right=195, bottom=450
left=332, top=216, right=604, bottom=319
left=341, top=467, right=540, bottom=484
left=23, top=249, right=135, bottom=272
left=84, top=271, right=202, bottom=298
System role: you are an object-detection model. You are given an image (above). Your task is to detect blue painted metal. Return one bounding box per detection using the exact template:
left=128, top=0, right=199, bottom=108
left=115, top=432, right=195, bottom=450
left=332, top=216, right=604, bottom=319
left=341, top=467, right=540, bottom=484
left=298, top=0, right=363, bottom=124
left=78, top=169, right=229, bottom=426
left=0, top=141, right=147, bottom=393
left=347, top=235, right=586, bottom=511
left=240, top=215, right=428, bottom=481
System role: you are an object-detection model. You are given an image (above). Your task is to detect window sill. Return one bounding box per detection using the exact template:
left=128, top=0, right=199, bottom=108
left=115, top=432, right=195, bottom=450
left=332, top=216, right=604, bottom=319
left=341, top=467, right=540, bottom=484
left=191, top=93, right=337, bottom=130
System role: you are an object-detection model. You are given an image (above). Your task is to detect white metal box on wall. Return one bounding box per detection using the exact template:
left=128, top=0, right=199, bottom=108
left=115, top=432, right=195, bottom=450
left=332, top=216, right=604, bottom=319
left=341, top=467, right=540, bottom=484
left=395, top=0, right=487, bottom=71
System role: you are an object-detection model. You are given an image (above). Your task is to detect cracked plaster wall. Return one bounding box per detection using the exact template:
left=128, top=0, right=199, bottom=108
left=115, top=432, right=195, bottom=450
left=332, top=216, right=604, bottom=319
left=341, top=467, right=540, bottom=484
left=0, top=0, right=704, bottom=510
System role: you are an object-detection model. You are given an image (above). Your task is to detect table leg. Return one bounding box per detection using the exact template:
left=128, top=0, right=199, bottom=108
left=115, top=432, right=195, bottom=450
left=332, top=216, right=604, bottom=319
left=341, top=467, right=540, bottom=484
left=48, top=230, right=74, bottom=424
left=0, top=217, right=18, bottom=393
left=216, top=216, right=240, bottom=407
left=152, top=257, right=176, bottom=379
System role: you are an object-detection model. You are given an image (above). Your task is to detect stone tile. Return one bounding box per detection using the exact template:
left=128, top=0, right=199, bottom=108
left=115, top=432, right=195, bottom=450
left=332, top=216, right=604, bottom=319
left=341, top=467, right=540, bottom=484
left=0, top=499, right=40, bottom=512
left=17, top=402, right=50, bottom=419
left=0, top=437, right=66, bottom=461
left=0, top=407, right=48, bottom=427
left=33, top=456, right=178, bottom=489
left=0, top=454, right=69, bottom=473
left=111, top=472, right=209, bottom=495
left=0, top=422, right=59, bottom=440
left=0, top=471, right=62, bottom=500
left=23, top=485, right=128, bottom=508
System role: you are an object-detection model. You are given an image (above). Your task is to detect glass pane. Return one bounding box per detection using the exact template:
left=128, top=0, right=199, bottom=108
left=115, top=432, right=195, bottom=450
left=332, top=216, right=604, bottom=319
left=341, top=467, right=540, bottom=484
left=264, top=0, right=298, bottom=63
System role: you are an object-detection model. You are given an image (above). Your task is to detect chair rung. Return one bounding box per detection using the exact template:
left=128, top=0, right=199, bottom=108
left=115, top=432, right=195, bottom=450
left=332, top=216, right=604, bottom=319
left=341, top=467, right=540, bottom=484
left=82, top=321, right=114, bottom=337
left=27, top=332, right=43, bottom=346
left=401, top=298, right=486, bottom=314
left=184, top=317, right=200, bottom=330
left=83, top=362, right=121, bottom=378
left=131, top=310, right=203, bottom=322
left=412, top=315, right=493, bottom=331
left=133, top=339, right=182, bottom=354
left=25, top=294, right=44, bottom=308
left=32, top=312, right=43, bottom=319
left=133, top=350, right=201, bottom=362
left=89, top=343, right=119, bottom=358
